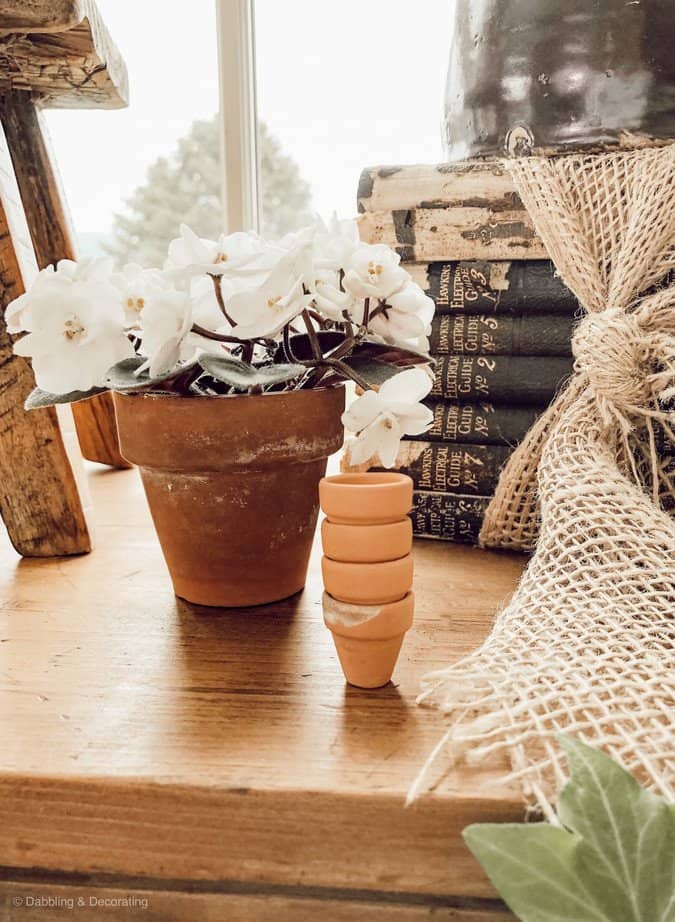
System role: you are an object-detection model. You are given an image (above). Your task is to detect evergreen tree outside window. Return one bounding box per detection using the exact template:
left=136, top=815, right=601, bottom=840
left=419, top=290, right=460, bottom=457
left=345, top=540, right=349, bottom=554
left=107, top=117, right=313, bottom=268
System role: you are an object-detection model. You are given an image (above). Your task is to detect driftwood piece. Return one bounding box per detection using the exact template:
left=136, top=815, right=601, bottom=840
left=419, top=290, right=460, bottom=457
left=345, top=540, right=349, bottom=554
left=357, top=163, right=548, bottom=262
left=0, top=120, right=90, bottom=555
left=0, top=0, right=127, bottom=109
left=0, top=90, right=130, bottom=468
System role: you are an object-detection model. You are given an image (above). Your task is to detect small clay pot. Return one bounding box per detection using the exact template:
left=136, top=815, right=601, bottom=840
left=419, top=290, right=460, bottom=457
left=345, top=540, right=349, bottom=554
left=319, top=472, right=413, bottom=525
left=113, top=387, right=345, bottom=607
left=321, top=518, right=412, bottom=563
left=323, top=591, right=414, bottom=688
left=321, top=555, right=413, bottom=605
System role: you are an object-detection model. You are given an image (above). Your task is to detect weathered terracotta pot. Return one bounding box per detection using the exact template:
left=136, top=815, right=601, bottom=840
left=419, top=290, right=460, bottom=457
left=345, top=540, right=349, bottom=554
left=113, top=387, right=345, bottom=607
left=323, top=591, right=415, bottom=688
left=319, top=472, right=413, bottom=525
left=321, top=555, right=413, bottom=606
left=321, top=518, right=412, bottom=563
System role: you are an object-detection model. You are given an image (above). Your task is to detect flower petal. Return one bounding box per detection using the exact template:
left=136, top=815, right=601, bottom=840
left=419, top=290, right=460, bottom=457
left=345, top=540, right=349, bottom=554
left=375, top=416, right=403, bottom=468
left=341, top=389, right=383, bottom=432
left=379, top=367, right=433, bottom=405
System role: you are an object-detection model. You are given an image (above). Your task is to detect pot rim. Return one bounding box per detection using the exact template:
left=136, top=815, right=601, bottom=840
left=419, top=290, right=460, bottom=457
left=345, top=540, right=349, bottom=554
left=112, top=383, right=345, bottom=403
left=322, top=472, right=411, bottom=489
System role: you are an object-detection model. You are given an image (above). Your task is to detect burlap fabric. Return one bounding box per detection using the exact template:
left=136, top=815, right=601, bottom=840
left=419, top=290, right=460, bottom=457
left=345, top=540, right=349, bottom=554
left=414, top=144, right=675, bottom=809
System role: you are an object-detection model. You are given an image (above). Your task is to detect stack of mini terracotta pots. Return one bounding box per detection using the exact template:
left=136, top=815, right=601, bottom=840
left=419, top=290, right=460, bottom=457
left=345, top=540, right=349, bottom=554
left=319, top=472, right=415, bottom=688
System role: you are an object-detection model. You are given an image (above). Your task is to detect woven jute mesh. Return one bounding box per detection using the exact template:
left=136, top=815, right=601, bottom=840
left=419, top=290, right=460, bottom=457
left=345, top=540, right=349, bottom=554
left=414, top=144, right=675, bottom=810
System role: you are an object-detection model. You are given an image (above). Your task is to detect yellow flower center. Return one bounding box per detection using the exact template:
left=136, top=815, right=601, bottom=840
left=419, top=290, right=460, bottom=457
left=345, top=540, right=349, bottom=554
left=214, top=252, right=228, bottom=264
left=63, top=315, right=86, bottom=342
left=267, top=295, right=283, bottom=312
left=126, top=296, right=145, bottom=313
left=367, top=261, right=384, bottom=277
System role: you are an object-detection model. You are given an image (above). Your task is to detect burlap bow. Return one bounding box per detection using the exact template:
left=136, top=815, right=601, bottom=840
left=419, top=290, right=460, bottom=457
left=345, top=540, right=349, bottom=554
left=415, top=143, right=675, bottom=808
left=479, top=145, right=675, bottom=550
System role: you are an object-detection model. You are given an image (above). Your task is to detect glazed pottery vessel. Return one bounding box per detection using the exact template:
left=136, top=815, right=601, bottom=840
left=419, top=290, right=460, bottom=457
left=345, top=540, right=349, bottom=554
left=323, top=592, right=415, bottom=689
left=114, top=386, right=345, bottom=607
left=444, top=0, right=675, bottom=159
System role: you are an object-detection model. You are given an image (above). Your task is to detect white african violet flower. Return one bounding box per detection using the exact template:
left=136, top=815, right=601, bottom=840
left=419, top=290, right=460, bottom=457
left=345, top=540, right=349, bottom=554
left=312, top=215, right=360, bottom=271
left=165, top=224, right=274, bottom=282
left=6, top=258, right=114, bottom=334
left=343, top=243, right=409, bottom=301
left=10, top=258, right=133, bottom=393
left=226, top=251, right=313, bottom=339
left=138, top=289, right=194, bottom=378
left=368, top=281, right=434, bottom=349
left=342, top=367, right=434, bottom=468
left=111, top=263, right=175, bottom=328
left=312, top=269, right=361, bottom=322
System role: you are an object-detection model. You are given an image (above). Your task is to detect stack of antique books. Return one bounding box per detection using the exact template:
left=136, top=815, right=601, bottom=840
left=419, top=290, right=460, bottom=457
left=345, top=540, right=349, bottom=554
left=357, top=162, right=579, bottom=543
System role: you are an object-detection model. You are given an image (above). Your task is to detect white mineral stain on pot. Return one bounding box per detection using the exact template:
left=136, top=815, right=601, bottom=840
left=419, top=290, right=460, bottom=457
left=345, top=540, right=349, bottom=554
left=322, top=592, right=383, bottom=628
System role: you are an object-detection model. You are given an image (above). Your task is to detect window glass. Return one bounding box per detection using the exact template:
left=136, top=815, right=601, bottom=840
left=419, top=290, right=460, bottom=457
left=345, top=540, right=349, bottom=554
left=254, top=0, right=453, bottom=234
left=44, top=0, right=220, bottom=266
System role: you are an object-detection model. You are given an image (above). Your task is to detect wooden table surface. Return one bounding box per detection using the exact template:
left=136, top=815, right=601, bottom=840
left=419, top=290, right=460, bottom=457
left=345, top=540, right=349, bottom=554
left=0, top=461, right=526, bottom=921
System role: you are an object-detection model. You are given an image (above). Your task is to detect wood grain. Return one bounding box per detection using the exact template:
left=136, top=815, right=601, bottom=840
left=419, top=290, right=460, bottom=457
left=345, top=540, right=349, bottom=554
left=0, top=0, right=128, bottom=109
left=357, top=163, right=547, bottom=262
left=0, top=91, right=130, bottom=468
left=0, top=463, right=525, bottom=912
left=0, top=880, right=514, bottom=921
left=0, top=120, right=90, bottom=556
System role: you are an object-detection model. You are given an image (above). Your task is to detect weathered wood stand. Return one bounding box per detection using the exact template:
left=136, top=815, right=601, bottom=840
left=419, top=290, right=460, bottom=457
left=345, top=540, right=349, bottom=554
left=0, top=0, right=129, bottom=557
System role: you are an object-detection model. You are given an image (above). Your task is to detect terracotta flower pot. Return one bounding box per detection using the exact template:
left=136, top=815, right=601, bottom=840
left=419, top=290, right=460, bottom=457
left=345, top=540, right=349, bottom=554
left=323, top=591, right=414, bottom=688
left=321, top=555, right=413, bottom=605
left=113, top=387, right=345, bottom=607
left=319, top=472, right=413, bottom=525
left=321, top=518, right=412, bottom=563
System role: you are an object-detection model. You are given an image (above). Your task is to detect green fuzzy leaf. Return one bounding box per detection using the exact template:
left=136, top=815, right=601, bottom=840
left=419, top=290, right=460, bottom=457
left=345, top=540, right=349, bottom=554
left=463, top=737, right=675, bottom=922
left=104, top=356, right=198, bottom=392
left=199, top=354, right=305, bottom=390
left=24, top=386, right=108, bottom=410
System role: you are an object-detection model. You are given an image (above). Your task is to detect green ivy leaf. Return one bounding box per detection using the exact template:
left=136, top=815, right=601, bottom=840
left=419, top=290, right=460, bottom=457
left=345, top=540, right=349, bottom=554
left=463, top=736, right=675, bottom=922
left=24, top=386, right=108, bottom=410
left=198, top=354, right=305, bottom=390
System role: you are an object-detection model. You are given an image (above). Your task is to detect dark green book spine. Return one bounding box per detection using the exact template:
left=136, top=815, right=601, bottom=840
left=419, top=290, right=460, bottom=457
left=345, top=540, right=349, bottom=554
left=411, top=491, right=490, bottom=543
left=429, top=312, right=575, bottom=356
left=416, top=400, right=540, bottom=446
left=395, top=441, right=510, bottom=494
left=425, top=260, right=579, bottom=315
left=431, top=355, right=573, bottom=405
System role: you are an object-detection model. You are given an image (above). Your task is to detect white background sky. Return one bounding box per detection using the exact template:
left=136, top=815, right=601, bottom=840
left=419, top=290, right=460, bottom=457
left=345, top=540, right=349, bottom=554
left=45, top=0, right=453, bottom=238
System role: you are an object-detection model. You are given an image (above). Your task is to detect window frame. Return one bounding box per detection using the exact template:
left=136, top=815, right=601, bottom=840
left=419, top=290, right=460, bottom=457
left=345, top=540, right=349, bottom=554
left=215, top=0, right=260, bottom=233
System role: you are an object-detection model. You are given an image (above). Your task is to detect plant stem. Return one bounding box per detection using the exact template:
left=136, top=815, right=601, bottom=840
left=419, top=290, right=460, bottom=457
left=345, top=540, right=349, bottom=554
left=241, top=340, right=255, bottom=364
left=191, top=323, right=270, bottom=349
left=302, top=310, right=323, bottom=360
left=282, top=321, right=371, bottom=391
left=283, top=322, right=299, bottom=363
left=210, top=273, right=235, bottom=326
left=321, top=357, right=371, bottom=392
left=362, top=297, right=371, bottom=329
left=369, top=301, right=389, bottom=321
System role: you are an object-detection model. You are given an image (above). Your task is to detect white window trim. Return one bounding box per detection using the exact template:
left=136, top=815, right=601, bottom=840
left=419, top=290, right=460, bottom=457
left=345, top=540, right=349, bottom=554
left=215, top=0, right=259, bottom=233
